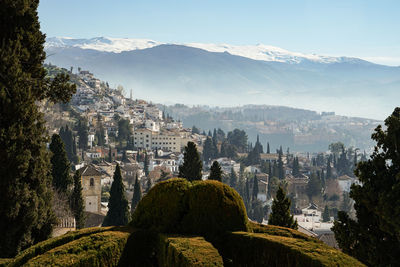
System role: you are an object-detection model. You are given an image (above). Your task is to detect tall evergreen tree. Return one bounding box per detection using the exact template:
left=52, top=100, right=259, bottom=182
left=292, top=157, right=300, bottom=177
left=131, top=175, right=142, bottom=214
left=108, top=146, right=113, bottom=163
left=306, top=172, right=321, bottom=201
left=268, top=187, right=298, bottom=229
left=332, top=108, right=400, bottom=266
left=203, top=137, right=214, bottom=163
left=266, top=142, right=270, bottom=154
left=144, top=153, right=149, bottom=177
left=178, top=142, right=203, bottom=181
left=103, top=164, right=130, bottom=226
left=70, top=170, right=85, bottom=229
left=278, top=152, right=284, bottom=179
left=252, top=175, right=259, bottom=200
left=209, top=161, right=222, bottom=181
left=50, top=134, right=73, bottom=194
left=0, top=0, right=75, bottom=256
left=322, top=205, right=330, bottom=222
left=326, top=158, right=332, bottom=179
left=77, top=117, right=89, bottom=150
left=229, top=167, right=238, bottom=188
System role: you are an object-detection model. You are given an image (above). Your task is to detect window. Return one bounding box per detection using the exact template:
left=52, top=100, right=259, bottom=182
left=90, top=178, right=94, bottom=186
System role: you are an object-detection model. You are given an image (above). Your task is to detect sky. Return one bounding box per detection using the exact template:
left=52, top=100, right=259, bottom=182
left=38, top=0, right=400, bottom=66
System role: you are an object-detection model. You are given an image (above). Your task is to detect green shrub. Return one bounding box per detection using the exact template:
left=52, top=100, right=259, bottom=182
left=10, top=227, right=111, bottom=266
left=23, top=230, right=130, bottom=266
left=118, top=229, right=159, bottom=267
left=181, top=180, right=248, bottom=237
left=158, top=234, right=223, bottom=267
left=130, top=178, right=191, bottom=233
left=0, top=258, right=12, bottom=267
left=215, top=231, right=365, bottom=267
left=248, top=221, right=318, bottom=242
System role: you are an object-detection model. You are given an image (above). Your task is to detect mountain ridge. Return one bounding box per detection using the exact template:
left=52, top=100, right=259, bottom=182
left=46, top=36, right=376, bottom=65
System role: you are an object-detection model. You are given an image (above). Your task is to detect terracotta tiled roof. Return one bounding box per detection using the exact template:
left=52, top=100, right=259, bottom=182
left=80, top=164, right=102, bottom=176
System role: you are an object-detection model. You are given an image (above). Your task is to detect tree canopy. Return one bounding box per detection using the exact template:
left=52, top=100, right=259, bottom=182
left=332, top=108, right=400, bottom=266
left=268, top=187, right=298, bottom=229
left=179, top=142, right=203, bottom=181
left=209, top=161, right=222, bottom=181
left=0, top=0, right=75, bottom=257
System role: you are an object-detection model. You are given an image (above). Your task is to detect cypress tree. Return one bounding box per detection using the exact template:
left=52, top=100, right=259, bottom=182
left=306, top=172, right=321, bottom=201
left=131, top=175, right=142, bottom=214
left=70, top=170, right=85, bottom=229
left=268, top=187, right=298, bottom=229
left=245, top=177, right=250, bottom=206
left=178, top=141, right=203, bottom=181
left=50, top=134, right=73, bottom=193
left=209, top=161, right=222, bottom=181
left=0, top=0, right=75, bottom=257
left=203, top=137, right=214, bottom=163
left=229, top=167, right=238, bottom=188
left=103, top=164, right=130, bottom=226
left=322, top=205, right=330, bottom=222
left=332, top=108, right=400, bottom=266
left=108, top=146, right=112, bottom=162
left=144, top=153, right=149, bottom=177
left=278, top=152, right=284, bottom=179
left=326, top=158, right=332, bottom=179
left=252, top=175, right=259, bottom=200
left=267, top=142, right=270, bottom=154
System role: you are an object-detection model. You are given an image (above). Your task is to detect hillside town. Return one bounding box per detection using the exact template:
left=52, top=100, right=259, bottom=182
left=43, top=65, right=361, bottom=248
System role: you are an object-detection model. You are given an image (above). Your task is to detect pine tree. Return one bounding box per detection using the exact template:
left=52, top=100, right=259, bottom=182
left=50, top=134, right=73, bottom=193
left=0, top=0, right=75, bottom=256
left=332, top=108, right=400, bottom=266
left=209, top=161, right=222, bottom=181
left=229, top=167, right=238, bottom=188
left=70, top=170, right=85, bottom=229
left=131, top=175, right=142, bottom=214
left=268, top=187, right=298, bottom=229
left=103, top=164, right=130, bottom=226
left=322, top=205, right=330, bottom=222
left=178, top=142, right=203, bottom=181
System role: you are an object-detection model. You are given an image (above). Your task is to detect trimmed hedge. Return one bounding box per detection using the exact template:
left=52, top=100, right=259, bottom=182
left=158, top=234, right=223, bottom=267
left=9, top=227, right=111, bottom=267
left=181, top=180, right=248, bottom=237
left=23, top=229, right=130, bottom=266
left=215, top=231, right=365, bottom=267
left=0, top=259, right=12, bottom=267
left=118, top=229, right=159, bottom=267
left=131, top=178, right=191, bottom=233
left=248, top=221, right=318, bottom=242
left=131, top=179, right=248, bottom=238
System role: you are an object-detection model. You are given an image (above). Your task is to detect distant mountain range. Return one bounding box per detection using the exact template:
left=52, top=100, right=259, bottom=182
left=45, top=37, right=400, bottom=120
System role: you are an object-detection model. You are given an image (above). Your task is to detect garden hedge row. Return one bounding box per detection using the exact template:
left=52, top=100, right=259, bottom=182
left=9, top=227, right=111, bottom=267
left=214, top=231, right=365, bottom=267
left=158, top=234, right=223, bottom=267
left=248, top=221, right=317, bottom=242
left=22, top=229, right=130, bottom=266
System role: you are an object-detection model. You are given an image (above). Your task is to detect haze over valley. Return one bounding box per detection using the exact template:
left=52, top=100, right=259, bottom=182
left=45, top=37, right=400, bottom=120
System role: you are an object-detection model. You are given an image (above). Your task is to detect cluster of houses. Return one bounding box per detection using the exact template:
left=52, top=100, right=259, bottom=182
left=50, top=69, right=358, bottom=249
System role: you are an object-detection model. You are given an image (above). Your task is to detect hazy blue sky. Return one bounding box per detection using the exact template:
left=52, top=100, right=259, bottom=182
left=38, top=0, right=400, bottom=65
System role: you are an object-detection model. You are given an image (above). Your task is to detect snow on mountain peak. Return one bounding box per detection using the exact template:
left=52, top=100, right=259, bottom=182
left=45, top=36, right=349, bottom=64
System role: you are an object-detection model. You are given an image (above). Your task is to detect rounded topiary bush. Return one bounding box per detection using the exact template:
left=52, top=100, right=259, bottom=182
left=180, top=180, right=248, bottom=236
left=131, top=178, right=191, bottom=232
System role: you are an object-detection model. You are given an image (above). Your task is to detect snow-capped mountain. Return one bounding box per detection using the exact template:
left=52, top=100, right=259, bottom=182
left=45, top=37, right=357, bottom=64
left=44, top=37, right=400, bottom=119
